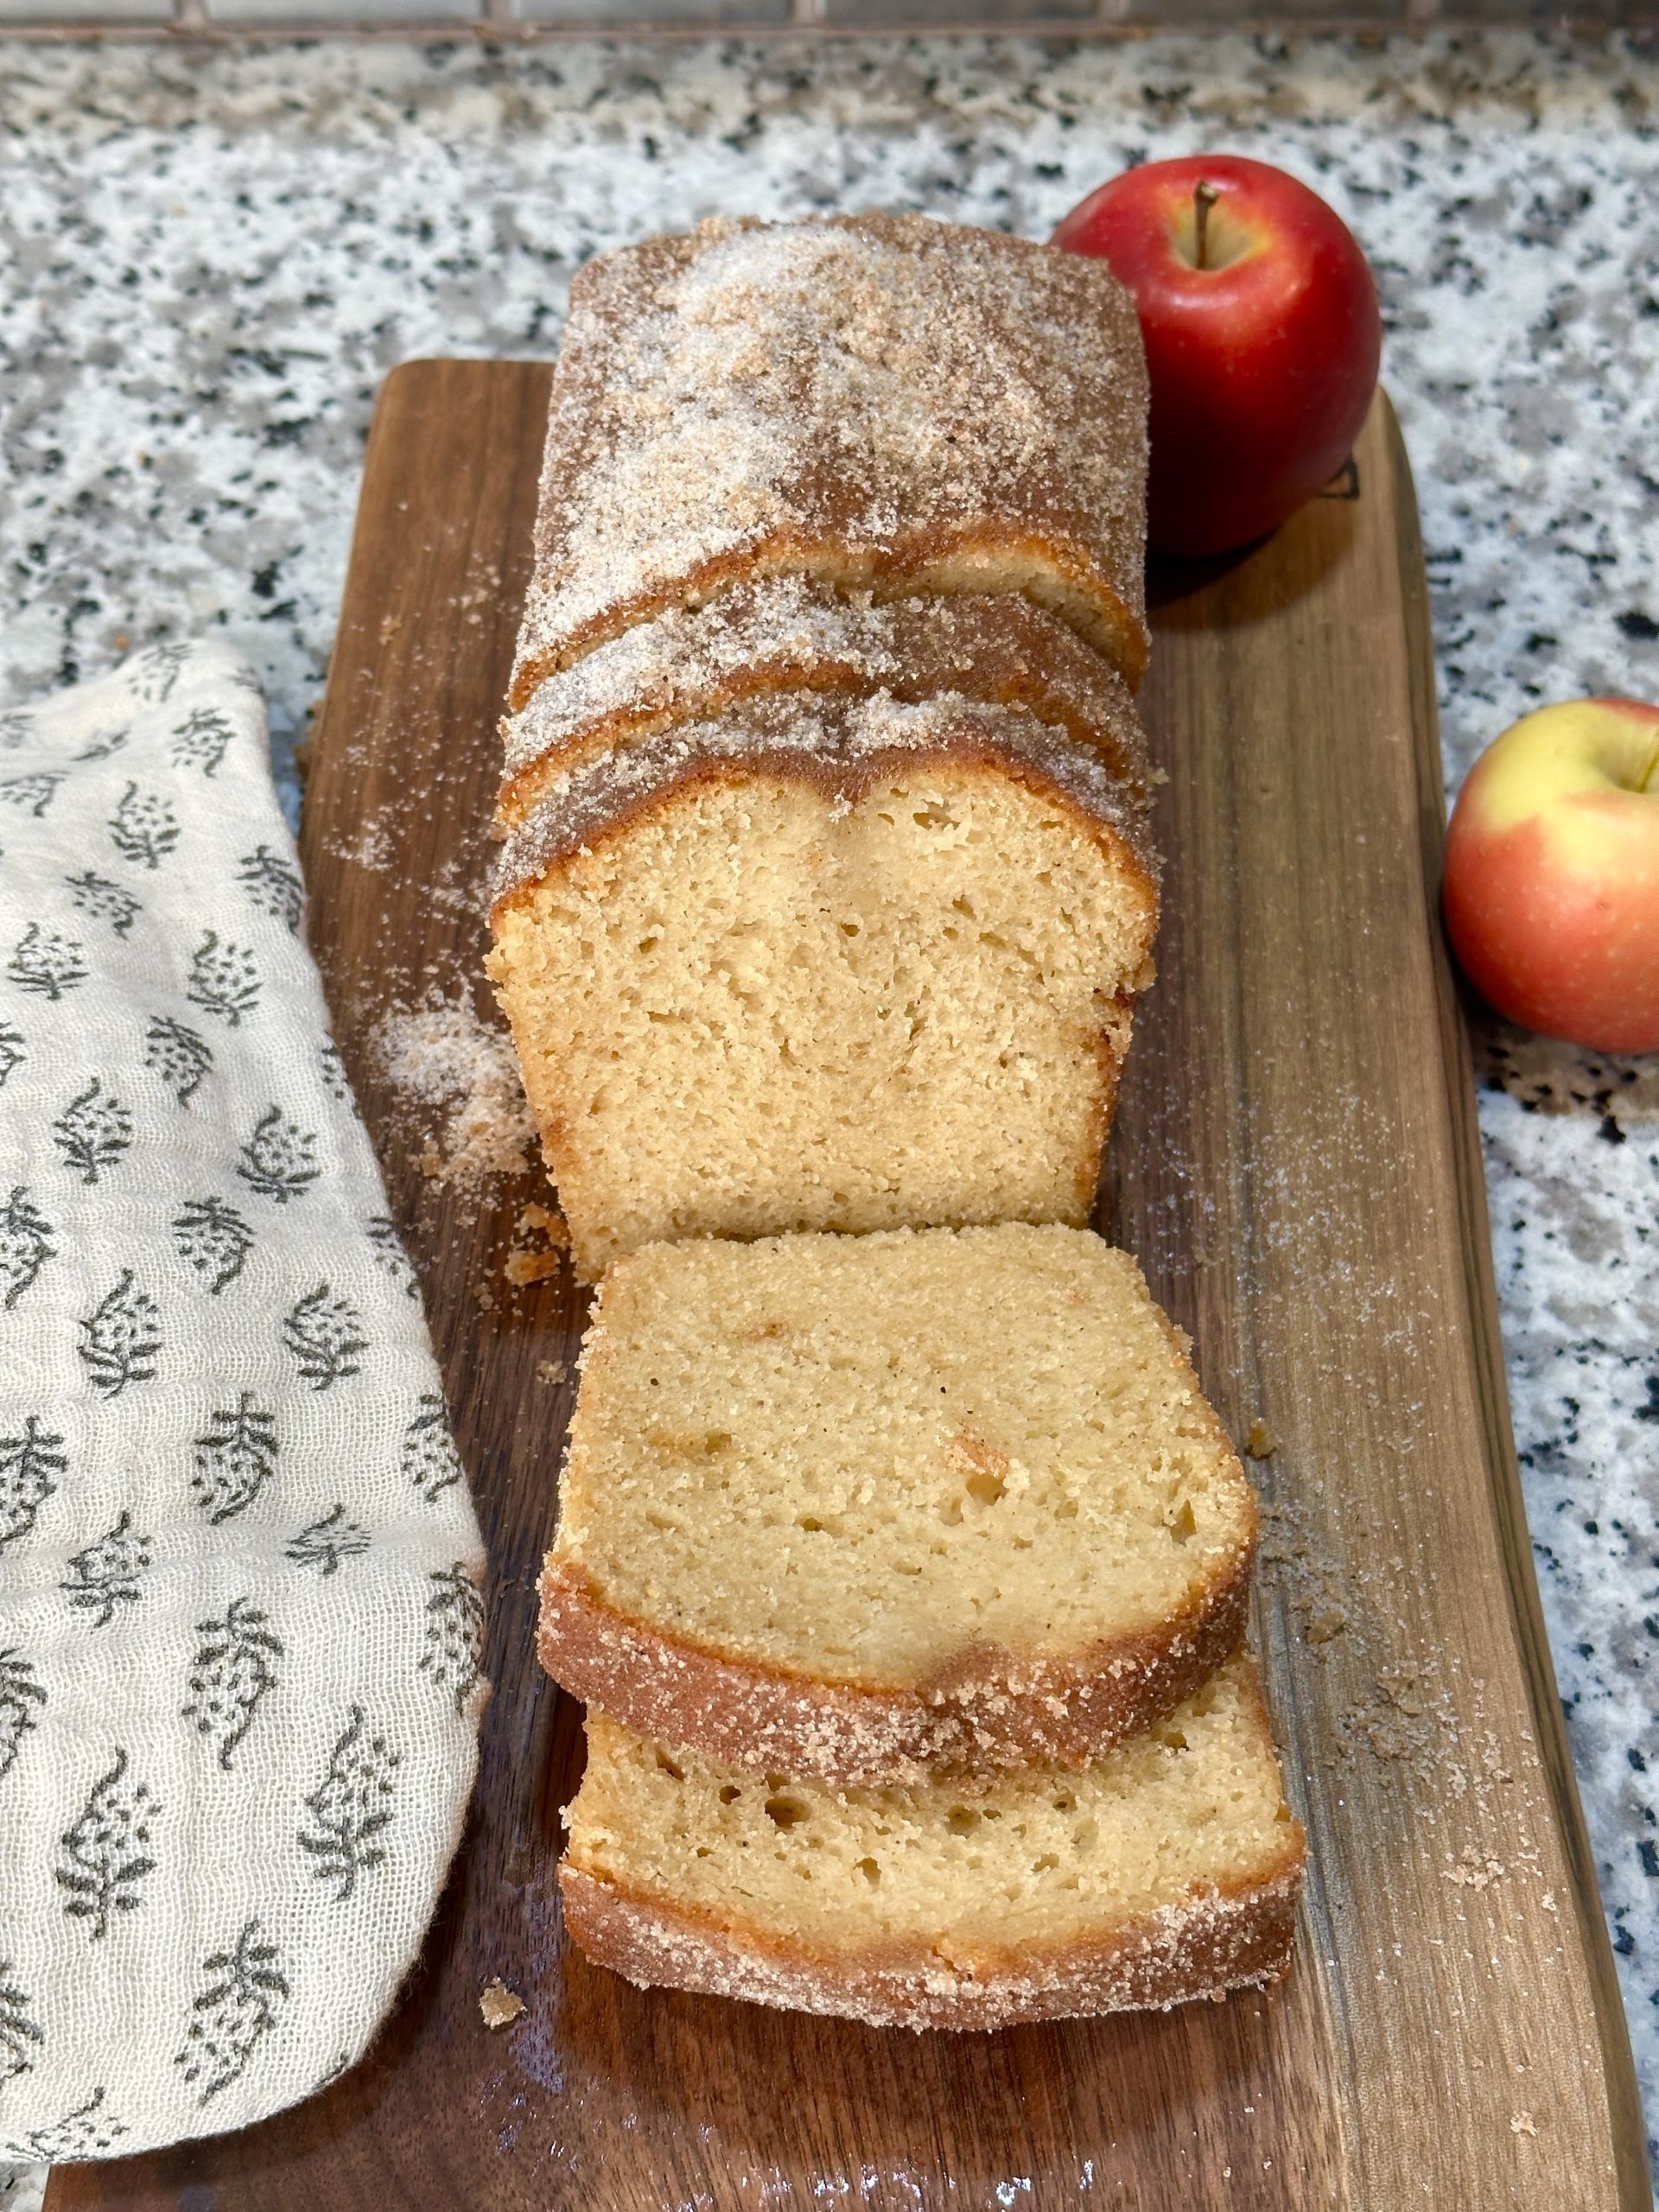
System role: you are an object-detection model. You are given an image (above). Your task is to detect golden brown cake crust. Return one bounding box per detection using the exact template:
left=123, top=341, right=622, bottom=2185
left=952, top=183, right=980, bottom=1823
left=557, top=1853, right=1304, bottom=2032
left=489, top=690, right=1160, bottom=922
left=508, top=213, right=1150, bottom=709
left=498, top=581, right=1155, bottom=831
left=538, top=1538, right=1255, bottom=1786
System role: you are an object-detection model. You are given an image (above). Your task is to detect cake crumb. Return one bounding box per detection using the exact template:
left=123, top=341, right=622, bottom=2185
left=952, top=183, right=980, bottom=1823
left=1510, top=2110, right=1535, bottom=2137
left=506, top=1199, right=570, bottom=1285
left=1445, top=1847, right=1507, bottom=1890
left=1244, top=1420, right=1276, bottom=1459
left=479, top=1979, right=526, bottom=2030
left=505, top=1246, right=563, bottom=1286
left=537, top=1358, right=569, bottom=1384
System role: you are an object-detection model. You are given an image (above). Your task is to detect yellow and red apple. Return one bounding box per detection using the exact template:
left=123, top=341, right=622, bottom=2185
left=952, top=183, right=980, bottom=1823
left=1053, top=154, right=1382, bottom=557
left=1442, top=698, right=1659, bottom=1053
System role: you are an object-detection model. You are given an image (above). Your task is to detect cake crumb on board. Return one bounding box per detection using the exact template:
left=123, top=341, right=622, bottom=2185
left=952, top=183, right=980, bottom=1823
left=505, top=1200, right=571, bottom=1285
left=505, top=1247, right=563, bottom=1285
left=480, top=1979, right=526, bottom=2030
left=1445, top=1847, right=1508, bottom=1891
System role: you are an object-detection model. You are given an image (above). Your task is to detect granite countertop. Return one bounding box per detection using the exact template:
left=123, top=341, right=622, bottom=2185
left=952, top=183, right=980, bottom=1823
left=1, top=30, right=1656, bottom=2202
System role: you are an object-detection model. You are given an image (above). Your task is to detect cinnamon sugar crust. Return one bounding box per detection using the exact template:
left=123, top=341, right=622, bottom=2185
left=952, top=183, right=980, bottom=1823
left=559, top=1859, right=1301, bottom=2032
left=538, top=1548, right=1254, bottom=1787
left=491, top=687, right=1160, bottom=916
left=508, top=214, right=1149, bottom=709
left=497, top=580, right=1154, bottom=832
left=558, top=1659, right=1305, bottom=2031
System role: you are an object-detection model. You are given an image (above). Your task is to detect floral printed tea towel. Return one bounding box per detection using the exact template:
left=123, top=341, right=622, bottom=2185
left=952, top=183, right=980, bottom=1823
left=0, top=642, right=488, bottom=2164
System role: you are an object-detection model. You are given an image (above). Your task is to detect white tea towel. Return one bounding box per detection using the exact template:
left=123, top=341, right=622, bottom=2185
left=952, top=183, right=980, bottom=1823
left=0, top=641, right=488, bottom=2163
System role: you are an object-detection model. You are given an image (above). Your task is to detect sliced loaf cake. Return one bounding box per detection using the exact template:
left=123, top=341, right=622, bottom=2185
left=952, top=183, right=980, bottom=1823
left=560, top=1652, right=1305, bottom=2031
left=507, top=213, right=1150, bottom=708
left=537, top=1224, right=1257, bottom=1781
left=488, top=696, right=1158, bottom=1278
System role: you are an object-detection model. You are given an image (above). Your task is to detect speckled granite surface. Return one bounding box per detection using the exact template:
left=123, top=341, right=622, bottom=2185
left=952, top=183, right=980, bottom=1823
left=0, top=31, right=1656, bottom=2201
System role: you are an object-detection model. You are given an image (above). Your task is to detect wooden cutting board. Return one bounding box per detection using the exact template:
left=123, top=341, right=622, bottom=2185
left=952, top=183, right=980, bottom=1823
left=52, top=367, right=1648, bottom=2212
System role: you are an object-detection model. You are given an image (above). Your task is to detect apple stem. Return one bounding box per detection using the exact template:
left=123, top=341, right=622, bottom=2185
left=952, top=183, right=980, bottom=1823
left=1193, top=179, right=1219, bottom=270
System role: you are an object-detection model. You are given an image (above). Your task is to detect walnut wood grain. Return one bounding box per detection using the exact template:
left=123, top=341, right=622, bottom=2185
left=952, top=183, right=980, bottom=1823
left=49, top=369, right=1646, bottom=2211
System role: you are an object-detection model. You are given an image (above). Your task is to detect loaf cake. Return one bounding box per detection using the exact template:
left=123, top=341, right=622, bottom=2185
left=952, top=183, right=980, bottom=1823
left=560, top=1652, right=1305, bottom=2031
left=498, top=579, right=1154, bottom=831
left=489, top=693, right=1158, bottom=1278
left=538, top=1224, right=1257, bottom=1781
left=507, top=213, right=1150, bottom=709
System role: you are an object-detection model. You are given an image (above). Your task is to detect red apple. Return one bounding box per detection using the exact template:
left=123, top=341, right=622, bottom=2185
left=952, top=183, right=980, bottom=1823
left=1053, top=155, right=1382, bottom=558
left=1442, top=698, right=1659, bottom=1054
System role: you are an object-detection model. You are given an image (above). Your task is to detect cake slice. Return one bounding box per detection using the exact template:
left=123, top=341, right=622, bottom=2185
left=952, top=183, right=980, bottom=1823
left=537, top=1224, right=1257, bottom=1782
left=559, top=1652, right=1305, bottom=2031
left=507, top=213, right=1149, bottom=709
left=498, top=580, right=1154, bottom=831
left=487, top=693, right=1159, bottom=1279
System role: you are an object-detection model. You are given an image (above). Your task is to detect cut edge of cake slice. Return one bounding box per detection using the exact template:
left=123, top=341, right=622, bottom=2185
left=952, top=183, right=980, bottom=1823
left=487, top=699, right=1159, bottom=1280
left=558, top=1653, right=1306, bottom=2032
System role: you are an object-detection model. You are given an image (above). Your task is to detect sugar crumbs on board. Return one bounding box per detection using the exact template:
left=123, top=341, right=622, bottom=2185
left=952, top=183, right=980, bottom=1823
left=372, top=994, right=536, bottom=1190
